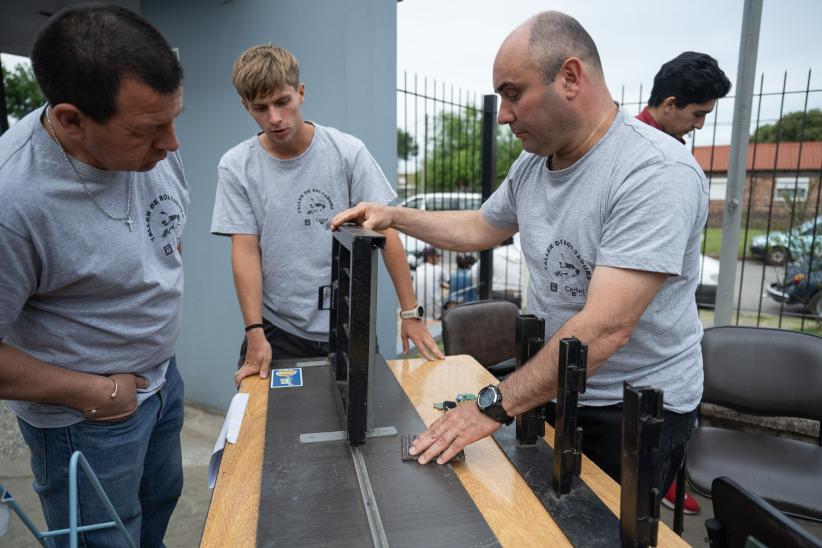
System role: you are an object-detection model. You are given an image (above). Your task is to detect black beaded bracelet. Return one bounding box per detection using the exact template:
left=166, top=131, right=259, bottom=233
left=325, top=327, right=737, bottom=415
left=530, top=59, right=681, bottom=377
left=244, top=323, right=265, bottom=333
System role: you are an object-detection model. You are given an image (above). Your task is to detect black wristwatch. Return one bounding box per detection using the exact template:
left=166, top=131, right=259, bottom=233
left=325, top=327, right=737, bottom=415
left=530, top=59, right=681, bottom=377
left=477, top=384, right=514, bottom=425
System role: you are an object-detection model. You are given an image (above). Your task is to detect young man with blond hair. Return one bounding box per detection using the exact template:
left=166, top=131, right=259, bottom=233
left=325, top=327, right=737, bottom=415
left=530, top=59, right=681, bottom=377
left=211, top=46, right=440, bottom=385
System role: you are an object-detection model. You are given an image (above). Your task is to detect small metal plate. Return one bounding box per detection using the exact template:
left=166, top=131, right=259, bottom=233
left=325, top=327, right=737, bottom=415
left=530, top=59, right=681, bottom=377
left=400, top=434, right=465, bottom=463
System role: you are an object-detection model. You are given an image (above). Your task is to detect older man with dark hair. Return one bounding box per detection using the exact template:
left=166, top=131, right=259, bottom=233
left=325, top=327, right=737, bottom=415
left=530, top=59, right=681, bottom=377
left=332, top=11, right=708, bottom=507
left=638, top=51, right=731, bottom=143
left=0, top=4, right=186, bottom=546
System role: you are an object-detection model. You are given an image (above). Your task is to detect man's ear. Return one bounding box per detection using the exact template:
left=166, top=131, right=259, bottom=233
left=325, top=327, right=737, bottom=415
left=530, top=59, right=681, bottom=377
left=50, top=103, right=87, bottom=140
left=662, top=96, right=678, bottom=112
left=557, top=57, right=583, bottom=98
left=298, top=83, right=305, bottom=104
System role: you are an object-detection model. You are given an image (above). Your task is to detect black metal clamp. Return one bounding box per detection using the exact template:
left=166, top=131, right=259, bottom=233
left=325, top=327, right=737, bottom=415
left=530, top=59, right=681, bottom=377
left=323, top=224, right=385, bottom=446
left=514, top=314, right=546, bottom=445
left=620, top=382, right=663, bottom=548
left=552, top=337, right=588, bottom=496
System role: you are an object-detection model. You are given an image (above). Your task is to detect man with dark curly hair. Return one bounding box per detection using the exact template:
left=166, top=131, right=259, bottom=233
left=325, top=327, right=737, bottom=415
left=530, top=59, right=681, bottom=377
left=638, top=52, right=731, bottom=143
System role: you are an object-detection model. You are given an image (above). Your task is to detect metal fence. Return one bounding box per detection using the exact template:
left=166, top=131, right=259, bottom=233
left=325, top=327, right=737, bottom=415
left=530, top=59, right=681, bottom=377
left=398, top=71, right=822, bottom=336
left=397, top=73, right=523, bottom=321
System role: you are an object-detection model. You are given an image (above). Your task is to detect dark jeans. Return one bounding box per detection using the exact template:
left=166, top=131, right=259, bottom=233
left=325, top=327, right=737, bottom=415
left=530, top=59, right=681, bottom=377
left=546, top=403, right=697, bottom=495
left=17, top=357, right=184, bottom=548
left=238, top=318, right=329, bottom=367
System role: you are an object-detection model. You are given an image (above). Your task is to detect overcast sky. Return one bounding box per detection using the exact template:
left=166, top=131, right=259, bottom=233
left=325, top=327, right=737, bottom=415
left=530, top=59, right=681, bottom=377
left=398, top=0, right=821, bottom=98
left=397, top=0, right=822, bottom=145
left=5, top=0, right=820, bottom=143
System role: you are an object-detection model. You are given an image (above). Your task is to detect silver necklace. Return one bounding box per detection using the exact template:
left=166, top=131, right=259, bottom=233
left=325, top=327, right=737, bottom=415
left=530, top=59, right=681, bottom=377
left=45, top=107, right=134, bottom=231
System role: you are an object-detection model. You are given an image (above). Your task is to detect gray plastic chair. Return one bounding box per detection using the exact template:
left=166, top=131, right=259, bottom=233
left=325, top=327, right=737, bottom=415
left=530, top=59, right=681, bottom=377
left=706, top=476, right=822, bottom=548
left=685, top=326, right=822, bottom=523
left=442, top=300, right=520, bottom=378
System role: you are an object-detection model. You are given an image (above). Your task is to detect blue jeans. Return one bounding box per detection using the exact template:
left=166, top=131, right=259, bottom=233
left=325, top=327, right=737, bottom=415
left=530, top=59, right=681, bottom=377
left=16, top=357, right=184, bottom=548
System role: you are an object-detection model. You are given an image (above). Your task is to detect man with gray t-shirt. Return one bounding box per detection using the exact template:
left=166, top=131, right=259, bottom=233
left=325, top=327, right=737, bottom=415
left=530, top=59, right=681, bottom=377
left=211, top=45, right=441, bottom=387
left=0, top=6, right=186, bottom=547
left=332, top=11, right=707, bottom=500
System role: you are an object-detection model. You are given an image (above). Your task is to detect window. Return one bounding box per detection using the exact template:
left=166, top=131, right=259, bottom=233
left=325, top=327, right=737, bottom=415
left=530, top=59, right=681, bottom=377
left=774, top=177, right=809, bottom=202
left=708, top=177, right=727, bottom=201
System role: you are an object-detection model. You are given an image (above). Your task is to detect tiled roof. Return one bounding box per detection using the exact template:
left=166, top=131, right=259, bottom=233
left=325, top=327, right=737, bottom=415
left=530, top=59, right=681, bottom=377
left=694, top=142, right=822, bottom=173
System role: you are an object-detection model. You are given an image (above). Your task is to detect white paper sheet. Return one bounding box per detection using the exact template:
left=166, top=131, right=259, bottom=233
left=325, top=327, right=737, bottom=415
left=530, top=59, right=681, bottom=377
left=208, top=392, right=249, bottom=488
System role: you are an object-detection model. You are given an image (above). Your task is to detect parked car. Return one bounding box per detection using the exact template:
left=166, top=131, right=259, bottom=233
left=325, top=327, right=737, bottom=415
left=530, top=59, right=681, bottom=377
left=398, top=192, right=481, bottom=211
left=696, top=254, right=719, bottom=307
left=765, top=254, right=822, bottom=317
left=749, top=216, right=822, bottom=265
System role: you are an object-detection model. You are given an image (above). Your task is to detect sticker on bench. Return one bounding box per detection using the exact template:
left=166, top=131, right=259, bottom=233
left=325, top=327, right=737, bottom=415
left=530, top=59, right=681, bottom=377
left=271, top=368, right=303, bottom=389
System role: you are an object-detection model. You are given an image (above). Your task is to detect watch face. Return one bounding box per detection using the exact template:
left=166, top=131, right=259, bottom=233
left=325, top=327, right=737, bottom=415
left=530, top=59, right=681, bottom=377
left=416, top=305, right=424, bottom=317
left=477, top=386, right=495, bottom=408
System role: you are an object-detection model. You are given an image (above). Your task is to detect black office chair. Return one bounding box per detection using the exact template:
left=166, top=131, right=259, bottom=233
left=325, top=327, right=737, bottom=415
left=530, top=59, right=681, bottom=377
left=679, top=326, right=822, bottom=526
left=441, top=300, right=520, bottom=378
left=706, top=476, right=821, bottom=548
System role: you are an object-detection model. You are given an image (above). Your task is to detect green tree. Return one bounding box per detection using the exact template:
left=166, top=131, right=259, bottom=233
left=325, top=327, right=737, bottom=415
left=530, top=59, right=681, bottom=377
left=2, top=61, right=44, bottom=124
left=751, top=109, right=822, bottom=143
left=415, top=108, right=522, bottom=193
left=397, top=128, right=418, bottom=160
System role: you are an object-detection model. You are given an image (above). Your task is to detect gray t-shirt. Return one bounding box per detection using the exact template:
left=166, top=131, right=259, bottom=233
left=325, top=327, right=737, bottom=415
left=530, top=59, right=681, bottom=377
left=0, top=106, right=189, bottom=427
left=481, top=108, right=708, bottom=412
left=211, top=123, right=396, bottom=341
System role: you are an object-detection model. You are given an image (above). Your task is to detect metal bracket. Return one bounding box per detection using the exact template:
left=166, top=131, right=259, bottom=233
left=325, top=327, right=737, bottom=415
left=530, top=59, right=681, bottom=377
left=299, top=426, right=398, bottom=444
left=620, top=382, right=663, bottom=548
left=552, top=337, right=588, bottom=496
left=514, top=314, right=546, bottom=445
left=326, top=224, right=386, bottom=446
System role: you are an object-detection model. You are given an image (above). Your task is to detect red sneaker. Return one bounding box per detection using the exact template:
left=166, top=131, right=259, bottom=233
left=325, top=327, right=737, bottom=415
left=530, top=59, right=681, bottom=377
left=661, top=483, right=700, bottom=514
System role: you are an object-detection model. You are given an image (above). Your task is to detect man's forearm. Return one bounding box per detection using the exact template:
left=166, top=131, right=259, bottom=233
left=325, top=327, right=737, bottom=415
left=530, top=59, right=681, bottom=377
left=230, top=237, right=265, bottom=326
left=381, top=229, right=417, bottom=309
left=392, top=209, right=511, bottom=252
left=500, top=267, right=668, bottom=416
left=500, top=307, right=633, bottom=416
left=0, top=342, right=108, bottom=409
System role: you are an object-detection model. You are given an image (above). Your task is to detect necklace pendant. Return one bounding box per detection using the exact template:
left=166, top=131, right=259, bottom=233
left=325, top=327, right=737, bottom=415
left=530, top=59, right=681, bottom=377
left=126, top=217, right=134, bottom=232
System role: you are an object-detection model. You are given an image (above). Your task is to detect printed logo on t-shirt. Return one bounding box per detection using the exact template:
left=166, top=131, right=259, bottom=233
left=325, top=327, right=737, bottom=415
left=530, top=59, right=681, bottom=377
left=543, top=239, right=592, bottom=301
left=297, top=188, right=335, bottom=227
left=144, top=193, right=185, bottom=254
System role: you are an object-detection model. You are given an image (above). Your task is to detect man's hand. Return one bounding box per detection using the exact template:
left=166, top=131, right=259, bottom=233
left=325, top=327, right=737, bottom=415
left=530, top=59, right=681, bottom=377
left=401, top=318, right=444, bottom=361
left=409, top=402, right=502, bottom=464
left=330, top=202, right=396, bottom=232
left=235, top=330, right=273, bottom=387
left=83, top=373, right=148, bottom=422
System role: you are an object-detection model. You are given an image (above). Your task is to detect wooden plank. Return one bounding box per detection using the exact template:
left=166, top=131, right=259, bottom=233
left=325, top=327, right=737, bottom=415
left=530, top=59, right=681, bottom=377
left=200, top=377, right=267, bottom=548
left=386, top=355, right=689, bottom=548
left=202, top=355, right=689, bottom=548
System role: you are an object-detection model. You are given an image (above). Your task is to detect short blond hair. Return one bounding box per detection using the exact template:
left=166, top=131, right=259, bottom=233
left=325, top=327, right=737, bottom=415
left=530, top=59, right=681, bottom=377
left=231, top=45, right=300, bottom=101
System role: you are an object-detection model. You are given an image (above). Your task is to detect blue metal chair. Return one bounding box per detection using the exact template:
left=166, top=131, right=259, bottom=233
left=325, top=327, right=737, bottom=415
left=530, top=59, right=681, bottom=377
left=0, top=450, right=135, bottom=547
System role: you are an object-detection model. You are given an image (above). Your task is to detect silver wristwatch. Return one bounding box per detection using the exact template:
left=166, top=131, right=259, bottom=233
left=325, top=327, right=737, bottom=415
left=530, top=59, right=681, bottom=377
left=399, top=305, right=425, bottom=320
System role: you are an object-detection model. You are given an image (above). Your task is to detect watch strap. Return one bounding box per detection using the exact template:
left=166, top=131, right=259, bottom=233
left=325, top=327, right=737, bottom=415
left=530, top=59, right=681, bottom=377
left=399, top=305, right=423, bottom=320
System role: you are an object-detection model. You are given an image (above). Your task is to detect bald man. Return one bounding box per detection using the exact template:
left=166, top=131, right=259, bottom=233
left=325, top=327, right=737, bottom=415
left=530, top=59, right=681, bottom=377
left=331, top=12, right=707, bottom=496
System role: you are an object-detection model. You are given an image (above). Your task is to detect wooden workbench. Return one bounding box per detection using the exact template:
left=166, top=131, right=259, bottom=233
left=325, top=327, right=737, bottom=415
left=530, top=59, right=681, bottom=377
left=201, top=355, right=690, bottom=547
